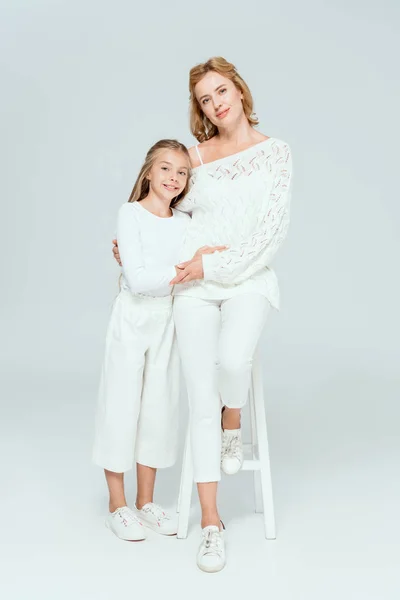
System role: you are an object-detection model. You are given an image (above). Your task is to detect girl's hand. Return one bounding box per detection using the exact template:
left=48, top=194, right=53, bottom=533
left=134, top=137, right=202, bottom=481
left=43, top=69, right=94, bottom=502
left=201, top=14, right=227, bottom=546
left=112, top=239, right=122, bottom=266
left=170, top=245, right=228, bottom=285
left=170, top=256, right=204, bottom=284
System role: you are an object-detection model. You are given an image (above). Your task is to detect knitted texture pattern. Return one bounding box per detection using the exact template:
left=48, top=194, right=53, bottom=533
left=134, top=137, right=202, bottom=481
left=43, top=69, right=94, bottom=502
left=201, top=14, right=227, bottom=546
left=175, top=138, right=292, bottom=309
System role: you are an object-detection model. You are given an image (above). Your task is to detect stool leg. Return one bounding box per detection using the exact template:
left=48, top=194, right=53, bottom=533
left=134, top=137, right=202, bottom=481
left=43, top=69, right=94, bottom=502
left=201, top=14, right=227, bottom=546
left=176, top=428, right=188, bottom=514
left=252, top=357, right=276, bottom=540
left=177, top=428, right=193, bottom=539
left=249, top=382, right=263, bottom=513
left=176, top=462, right=182, bottom=514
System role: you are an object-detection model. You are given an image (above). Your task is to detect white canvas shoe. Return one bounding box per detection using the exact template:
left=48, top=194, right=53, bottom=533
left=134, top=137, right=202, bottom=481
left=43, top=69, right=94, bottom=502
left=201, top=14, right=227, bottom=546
left=105, top=506, right=146, bottom=541
left=221, top=428, right=243, bottom=475
left=134, top=502, right=177, bottom=536
left=197, top=525, right=226, bottom=573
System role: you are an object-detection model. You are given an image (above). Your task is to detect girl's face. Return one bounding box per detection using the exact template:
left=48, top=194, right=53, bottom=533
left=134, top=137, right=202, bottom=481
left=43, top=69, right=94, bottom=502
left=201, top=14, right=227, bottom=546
left=147, top=150, right=189, bottom=202
left=194, top=71, right=244, bottom=129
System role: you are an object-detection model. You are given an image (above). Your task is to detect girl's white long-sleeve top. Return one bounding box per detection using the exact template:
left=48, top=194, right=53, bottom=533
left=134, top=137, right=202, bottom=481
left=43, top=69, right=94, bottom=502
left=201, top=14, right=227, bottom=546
left=174, top=138, right=292, bottom=309
left=118, top=201, right=190, bottom=297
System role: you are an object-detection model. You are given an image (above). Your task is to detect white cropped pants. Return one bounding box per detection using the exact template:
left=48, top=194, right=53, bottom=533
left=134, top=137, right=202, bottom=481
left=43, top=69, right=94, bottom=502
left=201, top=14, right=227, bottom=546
left=93, top=291, right=179, bottom=473
left=173, top=294, right=271, bottom=483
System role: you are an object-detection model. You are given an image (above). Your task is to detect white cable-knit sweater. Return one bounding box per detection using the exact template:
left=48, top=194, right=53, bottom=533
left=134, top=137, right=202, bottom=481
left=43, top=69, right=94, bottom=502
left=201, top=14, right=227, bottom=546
left=174, top=138, right=292, bottom=309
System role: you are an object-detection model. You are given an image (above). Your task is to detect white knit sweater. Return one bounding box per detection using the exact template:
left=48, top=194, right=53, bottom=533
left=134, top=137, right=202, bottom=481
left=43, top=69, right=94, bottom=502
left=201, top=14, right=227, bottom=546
left=174, top=138, right=292, bottom=309
left=118, top=202, right=189, bottom=297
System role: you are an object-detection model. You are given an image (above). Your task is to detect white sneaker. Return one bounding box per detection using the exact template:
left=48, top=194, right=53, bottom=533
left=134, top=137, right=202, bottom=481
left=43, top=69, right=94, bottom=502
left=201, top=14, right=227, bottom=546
left=197, top=525, right=226, bottom=573
left=134, top=502, right=177, bottom=536
left=221, top=428, right=243, bottom=475
left=105, top=506, right=146, bottom=541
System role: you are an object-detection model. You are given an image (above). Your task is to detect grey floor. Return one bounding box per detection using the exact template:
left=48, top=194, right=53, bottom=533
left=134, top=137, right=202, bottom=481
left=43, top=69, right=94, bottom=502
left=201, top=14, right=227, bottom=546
left=1, top=371, right=399, bottom=599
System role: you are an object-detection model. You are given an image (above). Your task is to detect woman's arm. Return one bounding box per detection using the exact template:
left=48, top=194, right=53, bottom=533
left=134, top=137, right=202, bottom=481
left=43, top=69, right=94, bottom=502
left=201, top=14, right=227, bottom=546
left=201, top=143, right=292, bottom=284
left=117, top=203, right=177, bottom=294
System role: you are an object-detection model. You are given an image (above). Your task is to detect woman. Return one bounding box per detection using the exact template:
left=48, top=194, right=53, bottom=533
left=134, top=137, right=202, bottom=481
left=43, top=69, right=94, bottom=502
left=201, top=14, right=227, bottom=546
left=113, top=57, right=292, bottom=572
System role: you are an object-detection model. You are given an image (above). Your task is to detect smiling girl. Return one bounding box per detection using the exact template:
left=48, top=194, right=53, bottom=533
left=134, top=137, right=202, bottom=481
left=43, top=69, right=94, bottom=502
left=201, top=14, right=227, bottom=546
left=93, top=140, right=195, bottom=541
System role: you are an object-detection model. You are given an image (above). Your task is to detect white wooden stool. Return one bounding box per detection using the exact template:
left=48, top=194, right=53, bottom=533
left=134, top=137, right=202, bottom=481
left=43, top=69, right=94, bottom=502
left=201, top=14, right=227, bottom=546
left=176, top=351, right=276, bottom=539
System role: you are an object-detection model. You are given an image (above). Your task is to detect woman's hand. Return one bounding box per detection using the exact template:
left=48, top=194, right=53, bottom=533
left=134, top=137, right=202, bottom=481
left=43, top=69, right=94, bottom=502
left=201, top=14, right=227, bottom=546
left=112, top=239, right=121, bottom=266
left=193, top=245, right=228, bottom=259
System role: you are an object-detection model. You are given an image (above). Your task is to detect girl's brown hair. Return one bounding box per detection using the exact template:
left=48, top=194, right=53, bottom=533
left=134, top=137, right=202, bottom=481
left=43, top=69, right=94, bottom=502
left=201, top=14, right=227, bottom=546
left=128, top=139, right=190, bottom=208
left=189, top=56, right=259, bottom=143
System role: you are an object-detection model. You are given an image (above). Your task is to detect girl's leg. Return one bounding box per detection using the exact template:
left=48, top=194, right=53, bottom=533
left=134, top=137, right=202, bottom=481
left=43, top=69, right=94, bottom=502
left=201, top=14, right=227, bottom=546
left=104, top=463, right=158, bottom=520
left=105, top=469, right=127, bottom=512
left=134, top=304, right=180, bottom=470
left=173, top=296, right=221, bottom=527
left=105, top=466, right=146, bottom=542
left=135, top=462, right=177, bottom=536
left=93, top=294, right=146, bottom=475
left=93, top=294, right=165, bottom=542
left=136, top=464, right=156, bottom=509
left=133, top=299, right=180, bottom=535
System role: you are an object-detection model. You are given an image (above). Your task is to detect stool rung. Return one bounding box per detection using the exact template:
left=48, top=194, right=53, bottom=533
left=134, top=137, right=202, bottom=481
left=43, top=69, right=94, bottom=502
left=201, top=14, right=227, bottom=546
left=241, top=459, right=261, bottom=471
left=242, top=443, right=254, bottom=452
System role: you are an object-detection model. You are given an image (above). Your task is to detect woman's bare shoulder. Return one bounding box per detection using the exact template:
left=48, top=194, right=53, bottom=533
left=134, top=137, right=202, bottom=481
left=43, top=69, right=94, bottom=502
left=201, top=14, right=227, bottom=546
left=188, top=145, right=201, bottom=169
left=188, top=138, right=218, bottom=167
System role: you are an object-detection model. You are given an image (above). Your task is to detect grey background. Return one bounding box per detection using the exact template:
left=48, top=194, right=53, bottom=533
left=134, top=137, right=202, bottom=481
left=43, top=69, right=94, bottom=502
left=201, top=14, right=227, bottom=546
left=1, top=0, right=399, bottom=598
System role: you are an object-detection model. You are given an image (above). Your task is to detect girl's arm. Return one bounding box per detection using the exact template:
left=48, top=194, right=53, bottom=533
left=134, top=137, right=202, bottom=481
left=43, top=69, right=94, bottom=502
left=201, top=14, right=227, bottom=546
left=201, top=143, right=292, bottom=284
left=117, top=203, right=177, bottom=294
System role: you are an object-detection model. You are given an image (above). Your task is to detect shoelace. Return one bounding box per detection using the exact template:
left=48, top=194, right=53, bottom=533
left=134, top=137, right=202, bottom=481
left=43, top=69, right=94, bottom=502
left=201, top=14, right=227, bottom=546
left=202, top=529, right=223, bottom=557
left=222, top=433, right=242, bottom=460
left=143, top=503, right=170, bottom=523
left=116, top=507, right=142, bottom=528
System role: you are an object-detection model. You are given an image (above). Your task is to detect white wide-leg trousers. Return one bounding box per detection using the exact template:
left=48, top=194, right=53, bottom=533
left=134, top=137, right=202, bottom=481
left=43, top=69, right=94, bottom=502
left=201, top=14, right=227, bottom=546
left=93, top=291, right=180, bottom=473
left=173, top=293, right=271, bottom=483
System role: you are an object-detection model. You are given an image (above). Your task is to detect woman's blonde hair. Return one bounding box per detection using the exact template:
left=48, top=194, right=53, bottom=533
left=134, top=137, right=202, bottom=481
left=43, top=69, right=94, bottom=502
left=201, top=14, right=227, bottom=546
left=128, top=139, right=191, bottom=208
left=189, top=56, right=259, bottom=143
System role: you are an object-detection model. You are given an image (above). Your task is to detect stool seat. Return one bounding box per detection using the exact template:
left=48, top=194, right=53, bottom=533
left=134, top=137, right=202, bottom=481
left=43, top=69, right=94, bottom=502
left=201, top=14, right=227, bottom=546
left=176, top=351, right=276, bottom=540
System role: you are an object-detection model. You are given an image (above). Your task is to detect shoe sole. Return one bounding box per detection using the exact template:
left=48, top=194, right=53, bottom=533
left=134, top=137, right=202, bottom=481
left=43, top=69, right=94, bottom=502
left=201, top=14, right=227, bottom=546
left=221, top=464, right=243, bottom=475
left=197, top=560, right=226, bottom=573
left=105, top=520, right=146, bottom=542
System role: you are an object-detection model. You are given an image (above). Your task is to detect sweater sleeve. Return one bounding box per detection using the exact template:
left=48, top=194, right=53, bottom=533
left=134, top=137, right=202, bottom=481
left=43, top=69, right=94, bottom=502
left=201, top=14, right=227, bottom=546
left=117, top=203, right=176, bottom=294
left=201, top=143, right=292, bottom=284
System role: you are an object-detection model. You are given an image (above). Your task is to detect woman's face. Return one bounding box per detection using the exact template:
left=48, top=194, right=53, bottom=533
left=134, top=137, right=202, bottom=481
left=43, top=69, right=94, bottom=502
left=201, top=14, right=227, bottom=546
left=194, top=71, right=244, bottom=129
left=147, top=149, right=189, bottom=202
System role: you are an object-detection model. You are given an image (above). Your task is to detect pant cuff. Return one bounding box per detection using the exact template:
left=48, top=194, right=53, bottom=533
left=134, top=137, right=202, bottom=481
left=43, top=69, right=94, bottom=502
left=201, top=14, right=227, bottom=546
left=194, top=474, right=221, bottom=483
